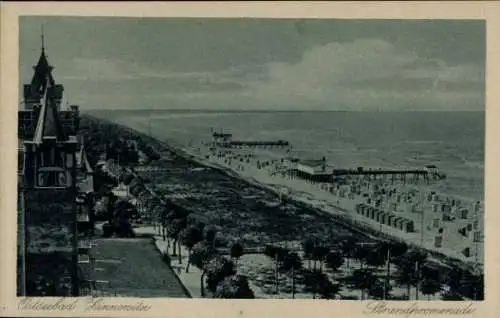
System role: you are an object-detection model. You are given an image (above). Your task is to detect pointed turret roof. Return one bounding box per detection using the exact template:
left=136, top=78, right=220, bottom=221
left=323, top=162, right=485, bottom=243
left=32, top=75, right=66, bottom=144
left=30, top=28, right=55, bottom=95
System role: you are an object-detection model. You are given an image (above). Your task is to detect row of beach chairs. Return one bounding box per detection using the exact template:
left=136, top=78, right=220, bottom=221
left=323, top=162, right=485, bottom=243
left=355, top=203, right=415, bottom=233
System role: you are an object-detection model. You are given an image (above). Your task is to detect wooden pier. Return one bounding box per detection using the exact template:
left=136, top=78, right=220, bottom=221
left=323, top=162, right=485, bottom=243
left=332, top=168, right=445, bottom=183
left=277, top=166, right=445, bottom=184
left=229, top=140, right=289, bottom=147
left=211, top=130, right=289, bottom=148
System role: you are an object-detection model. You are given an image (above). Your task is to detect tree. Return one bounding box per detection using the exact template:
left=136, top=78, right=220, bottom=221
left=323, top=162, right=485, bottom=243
left=302, top=269, right=328, bottom=299
left=189, top=241, right=217, bottom=297
left=213, top=275, right=255, bottom=299
left=205, top=256, right=236, bottom=294
left=204, top=225, right=218, bottom=246
left=111, top=199, right=136, bottom=237
left=388, top=241, right=408, bottom=259
left=441, top=289, right=464, bottom=300
left=339, top=237, right=357, bottom=268
left=165, top=205, right=190, bottom=260
left=157, top=205, right=167, bottom=240
left=263, top=245, right=290, bottom=294
left=394, top=249, right=427, bottom=300
left=280, top=252, right=303, bottom=299
left=105, top=193, right=118, bottom=223
left=352, top=244, right=371, bottom=270
left=96, top=184, right=111, bottom=198
left=302, top=238, right=315, bottom=269
left=395, top=264, right=415, bottom=300
left=364, top=248, right=386, bottom=269
left=406, top=250, right=428, bottom=300
left=444, top=267, right=463, bottom=295
left=179, top=224, right=204, bottom=273
left=311, top=244, right=330, bottom=272
left=129, top=180, right=145, bottom=197
left=325, top=251, right=344, bottom=272
left=420, top=278, right=442, bottom=300
left=122, top=173, right=135, bottom=186
left=347, top=269, right=377, bottom=300
left=455, top=270, right=483, bottom=300
left=93, top=168, right=118, bottom=191
left=230, top=241, right=244, bottom=272
left=381, top=241, right=407, bottom=299
left=420, top=263, right=442, bottom=283
left=167, top=217, right=188, bottom=263
left=317, top=278, right=341, bottom=299
left=474, top=274, right=485, bottom=300
left=368, top=279, right=390, bottom=300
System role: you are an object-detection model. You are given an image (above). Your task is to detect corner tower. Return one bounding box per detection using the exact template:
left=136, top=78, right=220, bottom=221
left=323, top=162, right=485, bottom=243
left=23, top=28, right=64, bottom=111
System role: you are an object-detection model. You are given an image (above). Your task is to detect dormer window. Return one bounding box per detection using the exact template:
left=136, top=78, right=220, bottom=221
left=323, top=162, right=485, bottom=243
left=39, top=144, right=65, bottom=168
left=32, top=142, right=76, bottom=189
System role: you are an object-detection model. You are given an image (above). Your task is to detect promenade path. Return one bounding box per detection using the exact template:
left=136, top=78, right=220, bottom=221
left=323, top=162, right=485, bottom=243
left=90, top=237, right=189, bottom=298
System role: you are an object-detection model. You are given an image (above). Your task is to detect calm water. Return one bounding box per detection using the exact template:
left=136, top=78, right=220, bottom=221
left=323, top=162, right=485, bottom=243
left=89, top=110, right=485, bottom=201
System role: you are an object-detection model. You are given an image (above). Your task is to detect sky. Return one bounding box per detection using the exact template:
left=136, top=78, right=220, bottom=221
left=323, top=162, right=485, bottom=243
left=19, top=17, right=485, bottom=111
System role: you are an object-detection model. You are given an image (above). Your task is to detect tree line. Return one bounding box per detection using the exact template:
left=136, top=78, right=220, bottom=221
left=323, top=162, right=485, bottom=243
left=78, top=115, right=484, bottom=300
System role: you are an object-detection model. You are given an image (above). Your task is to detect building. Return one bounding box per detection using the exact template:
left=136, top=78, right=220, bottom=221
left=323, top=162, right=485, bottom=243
left=17, top=35, right=91, bottom=296
left=18, top=35, right=79, bottom=141
left=283, top=156, right=300, bottom=169
left=293, top=157, right=334, bottom=182
left=76, top=142, right=95, bottom=194
left=424, top=164, right=438, bottom=174
left=297, top=159, right=327, bottom=174
left=212, top=132, right=232, bottom=147
left=22, top=35, right=64, bottom=112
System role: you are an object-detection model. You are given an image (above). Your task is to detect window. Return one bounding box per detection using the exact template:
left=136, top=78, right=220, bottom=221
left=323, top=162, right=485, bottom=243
left=39, top=147, right=65, bottom=168
left=36, top=170, right=68, bottom=188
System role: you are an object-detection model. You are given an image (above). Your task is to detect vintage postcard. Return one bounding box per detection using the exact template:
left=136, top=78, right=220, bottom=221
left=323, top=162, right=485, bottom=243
left=1, top=1, right=499, bottom=318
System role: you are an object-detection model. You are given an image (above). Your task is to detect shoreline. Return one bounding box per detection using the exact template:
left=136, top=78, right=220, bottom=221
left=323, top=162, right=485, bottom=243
left=177, top=145, right=481, bottom=271
left=86, top=114, right=482, bottom=272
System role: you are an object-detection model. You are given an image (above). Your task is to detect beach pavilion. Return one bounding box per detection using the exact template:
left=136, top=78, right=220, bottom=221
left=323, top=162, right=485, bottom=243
left=291, top=157, right=334, bottom=183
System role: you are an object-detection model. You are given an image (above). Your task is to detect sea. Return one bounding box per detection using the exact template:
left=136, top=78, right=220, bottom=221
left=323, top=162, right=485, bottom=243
left=88, top=110, right=485, bottom=202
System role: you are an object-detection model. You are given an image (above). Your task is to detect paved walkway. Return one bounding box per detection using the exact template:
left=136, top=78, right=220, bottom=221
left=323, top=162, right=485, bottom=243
left=90, top=237, right=189, bottom=298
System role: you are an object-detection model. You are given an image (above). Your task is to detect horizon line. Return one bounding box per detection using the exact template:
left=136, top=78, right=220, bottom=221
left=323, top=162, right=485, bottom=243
left=82, top=108, right=485, bottom=113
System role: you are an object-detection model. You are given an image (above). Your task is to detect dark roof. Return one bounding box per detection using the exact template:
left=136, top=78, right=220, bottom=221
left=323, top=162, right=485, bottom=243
left=32, top=76, right=66, bottom=143
left=78, top=144, right=94, bottom=173
left=30, top=48, right=55, bottom=93
left=299, top=159, right=326, bottom=167
left=213, top=132, right=232, bottom=137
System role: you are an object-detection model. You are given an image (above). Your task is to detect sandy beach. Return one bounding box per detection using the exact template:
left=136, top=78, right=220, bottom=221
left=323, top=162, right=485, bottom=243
left=91, top=116, right=483, bottom=300
left=180, top=139, right=483, bottom=270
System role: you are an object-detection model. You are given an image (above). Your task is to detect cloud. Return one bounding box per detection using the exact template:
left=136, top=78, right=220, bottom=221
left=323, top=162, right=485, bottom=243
left=59, top=57, right=246, bottom=92
left=242, top=38, right=484, bottom=110
left=59, top=57, right=169, bottom=80
left=58, top=39, right=484, bottom=111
